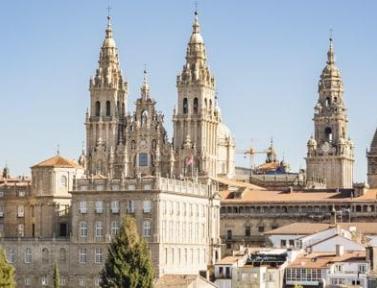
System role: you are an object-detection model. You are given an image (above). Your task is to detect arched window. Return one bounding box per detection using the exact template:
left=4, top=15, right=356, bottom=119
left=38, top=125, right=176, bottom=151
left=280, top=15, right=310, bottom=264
left=325, top=127, right=333, bottom=142
left=193, top=98, right=199, bottom=114
left=60, top=175, right=67, bottom=188
left=131, top=140, right=136, bottom=149
left=152, top=139, right=157, bottom=149
left=138, top=153, right=149, bottom=167
left=141, top=110, right=148, bottom=127
left=95, top=101, right=101, bottom=116
left=42, top=248, right=49, bottom=264
left=204, top=98, right=208, bottom=110
left=183, top=98, right=188, bottom=114
left=209, top=99, right=212, bottom=111
left=106, top=101, right=111, bottom=116
left=325, top=97, right=331, bottom=107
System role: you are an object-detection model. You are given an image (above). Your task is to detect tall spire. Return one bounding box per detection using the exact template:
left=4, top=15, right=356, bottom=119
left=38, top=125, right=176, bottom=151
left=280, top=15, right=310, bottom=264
left=177, top=10, right=213, bottom=86
left=90, top=13, right=124, bottom=90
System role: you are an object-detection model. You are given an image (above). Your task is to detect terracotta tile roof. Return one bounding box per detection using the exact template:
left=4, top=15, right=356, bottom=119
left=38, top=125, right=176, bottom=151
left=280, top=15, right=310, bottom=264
left=217, top=256, right=243, bottom=265
left=220, top=188, right=377, bottom=204
left=265, top=222, right=377, bottom=235
left=213, top=177, right=265, bottom=191
left=32, top=155, right=82, bottom=169
left=288, top=251, right=366, bottom=269
left=154, top=275, right=216, bottom=288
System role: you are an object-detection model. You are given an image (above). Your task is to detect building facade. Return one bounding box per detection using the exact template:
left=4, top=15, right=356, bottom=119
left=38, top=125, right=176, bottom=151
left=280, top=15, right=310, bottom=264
left=0, top=11, right=228, bottom=288
left=306, top=37, right=354, bottom=189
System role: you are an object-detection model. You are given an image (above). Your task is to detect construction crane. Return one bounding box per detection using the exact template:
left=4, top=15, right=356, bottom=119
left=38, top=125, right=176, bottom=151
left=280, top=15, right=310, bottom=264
left=236, top=147, right=270, bottom=171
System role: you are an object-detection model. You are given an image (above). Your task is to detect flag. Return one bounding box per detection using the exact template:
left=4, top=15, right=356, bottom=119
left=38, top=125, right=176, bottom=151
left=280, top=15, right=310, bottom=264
left=185, top=153, right=194, bottom=166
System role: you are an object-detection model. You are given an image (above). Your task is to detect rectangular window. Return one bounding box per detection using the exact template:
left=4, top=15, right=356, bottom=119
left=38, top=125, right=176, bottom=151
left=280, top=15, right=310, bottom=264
left=7, top=248, right=16, bottom=263
left=111, top=220, right=119, bottom=236
left=281, top=240, right=287, bottom=247
left=143, top=200, right=152, bottom=213
left=245, top=226, right=251, bottom=237
left=258, top=225, right=264, bottom=233
left=127, top=200, right=134, bottom=213
left=79, top=248, right=87, bottom=264
left=138, top=153, right=148, bottom=166
left=0, top=205, right=3, bottom=217
left=358, top=264, right=367, bottom=273
left=79, top=201, right=87, bottom=214
left=18, top=191, right=25, bottom=197
left=17, top=205, right=24, bottom=217
left=111, top=200, right=119, bottom=213
left=289, top=239, right=295, bottom=247
left=80, top=222, right=88, bottom=238
left=18, top=224, right=24, bottom=237
left=95, top=201, right=103, bottom=213
left=24, top=278, right=31, bottom=286
left=24, top=248, right=32, bottom=263
left=0, top=191, right=4, bottom=197
left=95, top=248, right=103, bottom=264
left=143, top=220, right=151, bottom=237
left=60, top=278, right=66, bottom=286
left=0, top=224, right=3, bottom=237
left=95, top=221, right=103, bottom=238
left=41, top=276, right=48, bottom=286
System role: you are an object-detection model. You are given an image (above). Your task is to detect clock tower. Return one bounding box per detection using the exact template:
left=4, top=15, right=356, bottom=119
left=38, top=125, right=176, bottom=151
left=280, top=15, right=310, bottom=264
left=306, top=37, right=354, bottom=188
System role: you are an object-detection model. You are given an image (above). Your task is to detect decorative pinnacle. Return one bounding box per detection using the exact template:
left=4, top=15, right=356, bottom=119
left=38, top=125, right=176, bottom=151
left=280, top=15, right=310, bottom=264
left=327, top=29, right=335, bottom=65
left=141, top=66, right=150, bottom=98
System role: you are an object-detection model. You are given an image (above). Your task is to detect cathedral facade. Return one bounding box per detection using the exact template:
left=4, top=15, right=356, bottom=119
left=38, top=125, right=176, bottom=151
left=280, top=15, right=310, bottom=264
left=0, top=11, right=233, bottom=287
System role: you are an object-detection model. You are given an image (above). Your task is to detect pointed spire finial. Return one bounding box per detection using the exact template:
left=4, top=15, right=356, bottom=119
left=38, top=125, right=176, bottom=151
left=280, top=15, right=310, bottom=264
left=327, top=29, right=335, bottom=65
left=107, top=5, right=112, bottom=26
left=141, top=65, right=150, bottom=99
left=193, top=2, right=200, bottom=34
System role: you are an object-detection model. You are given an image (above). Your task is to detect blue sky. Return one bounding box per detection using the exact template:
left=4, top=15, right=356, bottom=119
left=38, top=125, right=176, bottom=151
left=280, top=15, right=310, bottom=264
left=0, top=1, right=376, bottom=181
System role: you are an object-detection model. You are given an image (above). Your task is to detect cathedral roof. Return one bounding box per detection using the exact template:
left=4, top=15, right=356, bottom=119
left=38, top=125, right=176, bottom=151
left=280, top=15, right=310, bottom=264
left=32, top=155, right=82, bottom=169
left=220, top=187, right=377, bottom=204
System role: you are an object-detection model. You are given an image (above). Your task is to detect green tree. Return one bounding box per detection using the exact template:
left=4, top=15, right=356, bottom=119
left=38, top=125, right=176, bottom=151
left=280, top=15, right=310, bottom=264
left=100, top=215, right=154, bottom=288
left=0, top=248, right=15, bottom=287
left=53, top=261, right=60, bottom=288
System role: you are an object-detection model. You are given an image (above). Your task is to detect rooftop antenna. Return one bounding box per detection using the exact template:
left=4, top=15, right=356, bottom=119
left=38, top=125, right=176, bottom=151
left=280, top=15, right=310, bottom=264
left=194, top=1, right=199, bottom=14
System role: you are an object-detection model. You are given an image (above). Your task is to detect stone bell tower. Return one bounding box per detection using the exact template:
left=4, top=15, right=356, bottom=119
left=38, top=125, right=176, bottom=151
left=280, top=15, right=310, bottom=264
left=367, top=128, right=377, bottom=188
left=173, top=11, right=219, bottom=178
left=306, top=37, right=354, bottom=188
left=85, top=15, right=128, bottom=177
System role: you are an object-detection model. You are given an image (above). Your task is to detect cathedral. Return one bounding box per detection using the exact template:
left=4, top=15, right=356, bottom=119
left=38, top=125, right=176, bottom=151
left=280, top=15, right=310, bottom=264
left=0, top=11, right=234, bottom=287
left=0, top=6, right=376, bottom=288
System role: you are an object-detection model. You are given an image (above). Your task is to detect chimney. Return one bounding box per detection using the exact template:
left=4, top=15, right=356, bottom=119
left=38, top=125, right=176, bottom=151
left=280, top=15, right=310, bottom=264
left=336, top=245, right=344, bottom=257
